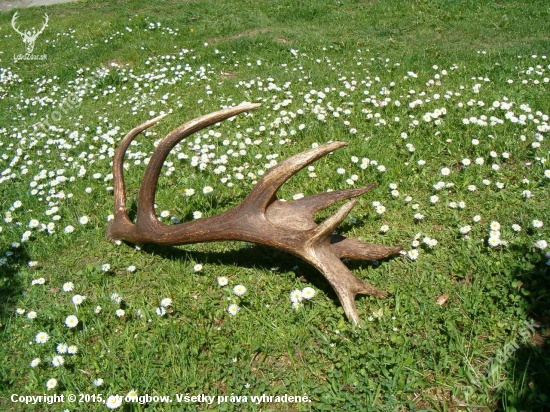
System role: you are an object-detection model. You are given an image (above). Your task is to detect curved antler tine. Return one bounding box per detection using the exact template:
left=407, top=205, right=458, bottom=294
left=12, top=12, right=23, bottom=36
left=112, top=114, right=167, bottom=219
left=244, top=141, right=348, bottom=211
left=265, top=184, right=376, bottom=231
left=37, top=14, right=49, bottom=35
left=137, top=103, right=260, bottom=225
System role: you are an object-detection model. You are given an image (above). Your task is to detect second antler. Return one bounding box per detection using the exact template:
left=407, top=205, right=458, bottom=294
left=107, top=103, right=402, bottom=324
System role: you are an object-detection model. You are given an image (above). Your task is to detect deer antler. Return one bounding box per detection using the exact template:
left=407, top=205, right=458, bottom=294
left=11, top=12, right=24, bottom=37
left=35, top=14, right=49, bottom=38
left=107, top=103, right=402, bottom=323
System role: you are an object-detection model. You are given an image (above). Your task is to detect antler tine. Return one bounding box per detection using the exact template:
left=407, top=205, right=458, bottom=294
left=37, top=14, right=49, bottom=36
left=137, top=103, right=261, bottom=227
left=11, top=12, right=23, bottom=36
left=244, top=141, right=347, bottom=210
left=265, top=184, right=376, bottom=231
left=311, top=252, right=387, bottom=324
left=308, top=199, right=358, bottom=246
left=331, top=236, right=403, bottom=261
left=293, top=184, right=376, bottom=212
left=111, top=114, right=167, bottom=221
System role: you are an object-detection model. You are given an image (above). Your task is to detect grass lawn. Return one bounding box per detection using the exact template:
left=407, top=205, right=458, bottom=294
left=1, top=0, right=549, bottom=410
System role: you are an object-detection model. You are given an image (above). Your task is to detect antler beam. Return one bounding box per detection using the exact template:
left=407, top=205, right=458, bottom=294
left=107, top=103, right=402, bottom=324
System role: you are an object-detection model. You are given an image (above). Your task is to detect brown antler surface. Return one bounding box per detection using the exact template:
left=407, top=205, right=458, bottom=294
left=107, top=103, right=402, bottom=324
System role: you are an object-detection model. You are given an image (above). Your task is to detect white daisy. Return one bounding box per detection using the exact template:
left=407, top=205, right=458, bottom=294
left=62, top=282, right=74, bottom=292
left=57, top=343, right=68, bottom=354
left=65, top=315, right=79, bottom=328
left=233, top=285, right=247, bottom=296
left=46, top=378, right=57, bottom=390
left=290, top=290, right=303, bottom=303
left=35, top=332, right=50, bottom=344
left=532, top=220, right=543, bottom=228
left=52, top=355, right=64, bottom=367
left=302, top=287, right=315, bottom=300
left=407, top=250, right=419, bottom=260
left=227, top=304, right=240, bottom=316
left=105, top=395, right=122, bottom=409
left=72, top=294, right=85, bottom=306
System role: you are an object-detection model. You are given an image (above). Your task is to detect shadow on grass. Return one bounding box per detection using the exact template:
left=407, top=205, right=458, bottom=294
left=0, top=244, right=29, bottom=393
left=140, top=241, right=392, bottom=309
left=495, top=249, right=550, bottom=411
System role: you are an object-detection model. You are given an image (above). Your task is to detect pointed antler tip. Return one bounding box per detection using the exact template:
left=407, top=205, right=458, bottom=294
left=143, top=113, right=168, bottom=128
left=322, top=141, right=349, bottom=153
left=238, top=102, right=262, bottom=111
left=311, top=199, right=357, bottom=243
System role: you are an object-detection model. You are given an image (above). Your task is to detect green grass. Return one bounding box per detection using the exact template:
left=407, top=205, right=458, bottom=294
left=1, top=0, right=549, bottom=410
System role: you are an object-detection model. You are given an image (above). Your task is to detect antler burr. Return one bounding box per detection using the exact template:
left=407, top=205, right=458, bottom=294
left=107, top=103, right=402, bottom=323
